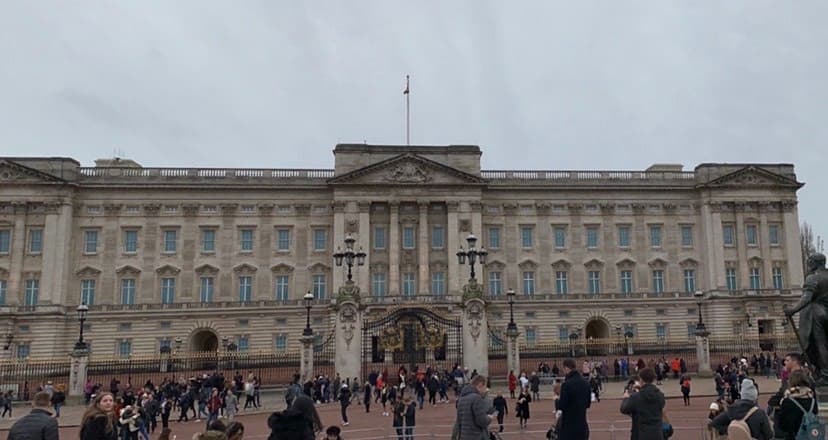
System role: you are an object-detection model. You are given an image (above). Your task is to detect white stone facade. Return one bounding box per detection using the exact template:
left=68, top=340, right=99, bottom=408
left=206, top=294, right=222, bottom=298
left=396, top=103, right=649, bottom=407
left=0, top=145, right=806, bottom=358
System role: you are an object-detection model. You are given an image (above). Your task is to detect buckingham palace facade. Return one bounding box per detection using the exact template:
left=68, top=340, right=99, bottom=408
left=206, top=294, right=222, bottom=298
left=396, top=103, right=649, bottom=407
left=0, top=144, right=806, bottom=359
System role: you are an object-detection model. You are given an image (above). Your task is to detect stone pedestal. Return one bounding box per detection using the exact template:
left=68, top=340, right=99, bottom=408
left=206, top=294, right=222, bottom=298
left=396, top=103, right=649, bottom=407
left=462, top=297, right=488, bottom=377
left=506, top=329, right=520, bottom=377
left=300, top=335, right=315, bottom=383
left=695, top=333, right=712, bottom=377
left=334, top=299, right=362, bottom=382
left=69, top=347, right=89, bottom=399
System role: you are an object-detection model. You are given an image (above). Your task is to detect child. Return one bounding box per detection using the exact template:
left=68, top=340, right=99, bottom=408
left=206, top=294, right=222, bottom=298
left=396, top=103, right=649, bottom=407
left=492, top=393, right=508, bottom=433
left=326, top=425, right=343, bottom=440
left=516, top=386, right=532, bottom=430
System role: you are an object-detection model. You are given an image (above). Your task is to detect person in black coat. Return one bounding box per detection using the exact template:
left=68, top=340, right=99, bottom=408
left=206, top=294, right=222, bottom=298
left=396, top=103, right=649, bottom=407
left=516, top=387, right=532, bottom=429
left=776, top=370, right=819, bottom=440
left=492, top=393, right=508, bottom=433
left=339, top=384, right=352, bottom=426
left=620, top=368, right=665, bottom=440
left=557, top=358, right=592, bottom=440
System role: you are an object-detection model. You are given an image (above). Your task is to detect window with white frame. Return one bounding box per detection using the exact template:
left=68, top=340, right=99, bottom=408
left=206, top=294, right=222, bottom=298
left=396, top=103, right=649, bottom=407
left=373, top=226, right=386, bottom=250
left=773, top=267, right=784, bottom=289
left=586, top=226, right=599, bottom=249
left=81, top=279, right=96, bottom=305
left=769, top=224, right=781, bottom=246
left=554, top=227, right=566, bottom=249
left=556, top=271, right=569, bottom=295
left=239, top=276, right=252, bottom=302
left=237, top=335, right=249, bottom=351
left=118, top=340, right=131, bottom=358
left=121, top=279, right=136, bottom=305
left=200, top=277, right=214, bottom=303
left=84, top=230, right=98, bottom=254
left=687, top=324, right=696, bottom=339
left=161, top=278, right=175, bottom=304
left=588, top=271, right=601, bottom=295
left=750, top=267, right=762, bottom=290
left=402, top=272, right=416, bottom=296
left=431, top=272, right=445, bottom=296
left=723, top=224, right=735, bottom=246
left=275, top=335, right=287, bottom=352
left=488, top=271, right=502, bottom=297
left=24, top=279, right=38, bottom=305
left=681, top=225, right=694, bottom=247
left=277, top=229, right=291, bottom=251
left=28, top=229, right=42, bottom=253
left=312, top=274, right=326, bottom=299
left=683, top=269, right=696, bottom=293
left=656, top=323, right=667, bottom=338
left=620, top=270, right=633, bottom=295
left=559, top=326, right=569, bottom=342
left=522, top=271, right=535, bottom=295
left=0, top=229, right=10, bottom=254
left=649, top=225, right=662, bottom=248
left=201, top=229, right=215, bottom=253
left=521, top=227, right=533, bottom=248
left=313, top=229, right=327, bottom=251
left=372, top=272, right=386, bottom=297
left=617, top=225, right=631, bottom=248
left=525, top=327, right=537, bottom=346
left=124, top=230, right=138, bottom=253
left=431, top=225, right=444, bottom=249
left=488, top=227, right=501, bottom=249
left=0, top=280, right=6, bottom=305
left=402, top=227, right=415, bottom=249
left=652, top=270, right=664, bottom=295
left=17, top=343, right=30, bottom=359
left=240, top=229, right=254, bottom=252
left=271, top=275, right=288, bottom=301
left=163, top=230, right=177, bottom=253
left=726, top=268, right=738, bottom=291
left=746, top=224, right=758, bottom=246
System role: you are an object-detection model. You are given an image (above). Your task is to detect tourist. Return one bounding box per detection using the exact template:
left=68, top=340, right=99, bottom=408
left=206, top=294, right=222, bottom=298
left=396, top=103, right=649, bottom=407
left=8, top=391, right=59, bottom=440
left=404, top=395, right=417, bottom=440
left=589, top=374, right=602, bottom=403
left=507, top=370, right=517, bottom=398
left=620, top=368, right=665, bottom=440
left=0, top=390, right=11, bottom=419
left=557, top=358, right=591, bottom=440
left=518, top=372, right=529, bottom=391
left=707, top=400, right=727, bottom=440
left=380, top=383, right=390, bottom=416
left=769, top=352, right=806, bottom=439
left=119, top=405, right=141, bottom=440
left=160, top=396, right=172, bottom=429
left=492, top=393, right=507, bottom=433
left=680, top=375, right=691, bottom=406
left=516, top=386, right=532, bottom=430
left=709, top=378, right=773, bottom=440
left=226, top=421, right=245, bottom=440
left=243, top=377, right=257, bottom=410
left=194, top=420, right=227, bottom=440
left=776, top=370, right=819, bottom=440
left=427, top=373, right=439, bottom=406
left=224, top=384, right=238, bottom=421
left=286, top=374, right=303, bottom=407
left=339, top=383, right=352, bottom=426
left=453, top=374, right=493, bottom=440
left=393, top=394, right=406, bottom=440
left=50, top=383, right=65, bottom=418
left=206, top=388, right=223, bottom=429
left=530, top=371, right=541, bottom=400
left=351, top=377, right=361, bottom=406
left=291, top=394, right=323, bottom=440
left=325, top=425, right=342, bottom=440
left=81, top=392, right=119, bottom=440
left=363, top=380, right=372, bottom=413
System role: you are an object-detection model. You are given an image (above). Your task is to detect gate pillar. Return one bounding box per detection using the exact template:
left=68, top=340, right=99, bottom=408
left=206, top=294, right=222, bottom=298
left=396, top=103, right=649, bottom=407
left=462, top=297, right=489, bottom=377
left=69, top=346, right=89, bottom=400
left=334, top=282, right=363, bottom=382
left=300, top=335, right=314, bottom=383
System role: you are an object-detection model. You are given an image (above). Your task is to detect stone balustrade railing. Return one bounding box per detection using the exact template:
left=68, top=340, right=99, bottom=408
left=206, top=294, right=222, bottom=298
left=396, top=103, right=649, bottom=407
left=480, top=169, right=697, bottom=184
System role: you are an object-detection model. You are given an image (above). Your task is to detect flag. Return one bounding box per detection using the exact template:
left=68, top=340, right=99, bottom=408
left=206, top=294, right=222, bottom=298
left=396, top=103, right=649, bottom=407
left=403, top=75, right=409, bottom=95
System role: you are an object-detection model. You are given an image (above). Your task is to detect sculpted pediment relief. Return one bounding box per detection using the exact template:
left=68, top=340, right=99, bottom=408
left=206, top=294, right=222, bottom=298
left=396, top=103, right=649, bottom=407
left=701, top=166, right=802, bottom=189
left=328, top=154, right=485, bottom=186
left=0, top=160, right=66, bottom=184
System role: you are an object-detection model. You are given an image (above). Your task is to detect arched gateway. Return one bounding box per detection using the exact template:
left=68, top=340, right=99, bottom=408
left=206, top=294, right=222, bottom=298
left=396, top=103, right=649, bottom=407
left=190, top=329, right=219, bottom=352
left=361, top=307, right=463, bottom=382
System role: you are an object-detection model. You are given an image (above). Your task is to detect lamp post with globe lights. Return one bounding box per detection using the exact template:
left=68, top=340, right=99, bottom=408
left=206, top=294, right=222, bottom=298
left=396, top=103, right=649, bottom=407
left=300, top=291, right=315, bottom=382
left=75, top=303, right=89, bottom=350
left=456, top=234, right=487, bottom=283
left=505, top=288, right=520, bottom=375
left=693, top=290, right=713, bottom=376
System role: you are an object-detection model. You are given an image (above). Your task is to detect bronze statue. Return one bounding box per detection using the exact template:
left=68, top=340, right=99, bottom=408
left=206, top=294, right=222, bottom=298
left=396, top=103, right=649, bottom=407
left=785, top=253, right=828, bottom=386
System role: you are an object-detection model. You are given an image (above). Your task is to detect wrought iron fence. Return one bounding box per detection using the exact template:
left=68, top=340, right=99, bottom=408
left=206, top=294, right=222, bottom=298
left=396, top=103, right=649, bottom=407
left=0, top=357, right=71, bottom=401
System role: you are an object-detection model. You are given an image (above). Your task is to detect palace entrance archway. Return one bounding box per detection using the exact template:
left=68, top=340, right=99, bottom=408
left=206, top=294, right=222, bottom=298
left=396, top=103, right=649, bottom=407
left=190, top=329, right=219, bottom=352
left=585, top=319, right=610, bottom=340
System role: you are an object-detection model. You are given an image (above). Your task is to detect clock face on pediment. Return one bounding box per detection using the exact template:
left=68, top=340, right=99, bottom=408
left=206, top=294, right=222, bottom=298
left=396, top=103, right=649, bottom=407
left=328, top=154, right=484, bottom=186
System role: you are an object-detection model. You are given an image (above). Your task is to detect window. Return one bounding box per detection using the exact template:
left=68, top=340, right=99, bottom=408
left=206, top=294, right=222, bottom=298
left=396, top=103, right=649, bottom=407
left=124, top=230, right=138, bottom=253
left=275, top=335, right=287, bottom=352
left=687, top=324, right=697, bottom=338
left=586, top=226, right=599, bottom=249
left=372, top=272, right=386, bottom=297
left=769, top=225, right=780, bottom=246
left=726, top=268, right=738, bottom=291
left=520, top=227, right=533, bottom=248
left=588, top=271, right=601, bottom=295
left=656, top=323, right=666, bottom=339
left=277, top=229, right=291, bottom=251
left=84, top=230, right=98, bottom=253
left=24, top=279, right=38, bottom=305
left=558, top=310, right=570, bottom=318
left=683, top=269, right=696, bottom=293
left=373, top=227, right=386, bottom=250
left=488, top=271, right=502, bottom=297
left=0, top=280, right=6, bottom=305
left=118, top=340, right=132, bottom=358
left=402, top=227, right=415, bottom=249
left=431, top=272, right=445, bottom=296
left=16, top=343, right=30, bottom=359
left=617, top=226, right=631, bottom=248
left=312, top=275, right=326, bottom=299
left=159, top=339, right=171, bottom=351
left=275, top=275, right=290, bottom=301
left=313, top=229, right=327, bottom=251
left=746, top=224, right=758, bottom=246
left=723, top=224, right=735, bottom=246
left=656, top=309, right=666, bottom=316
left=525, top=328, right=537, bottom=347
left=649, top=225, right=662, bottom=248
left=522, top=271, right=535, bottom=295
left=161, top=278, right=175, bottom=304
left=200, top=230, right=215, bottom=252
left=0, top=229, right=10, bottom=253
left=554, top=227, right=566, bottom=249
left=28, top=229, right=42, bottom=253
left=681, top=226, right=694, bottom=247
left=240, top=229, right=254, bottom=252
left=556, top=271, right=569, bottom=295
left=119, top=323, right=132, bottom=331
left=559, top=327, right=569, bottom=342
left=624, top=309, right=634, bottom=317
left=624, top=324, right=636, bottom=336
left=402, top=272, right=416, bottom=296
left=81, top=280, right=96, bottom=305
left=432, top=225, right=444, bottom=249
left=200, top=277, right=214, bottom=303
left=488, top=227, right=501, bottom=249
left=163, top=230, right=177, bottom=253
left=237, top=335, right=249, bottom=352
left=121, top=279, right=135, bottom=305
left=750, top=267, right=762, bottom=290
left=652, top=270, right=664, bottom=295
left=773, top=267, right=784, bottom=289
left=239, top=276, right=252, bottom=302
left=620, top=270, right=633, bottom=295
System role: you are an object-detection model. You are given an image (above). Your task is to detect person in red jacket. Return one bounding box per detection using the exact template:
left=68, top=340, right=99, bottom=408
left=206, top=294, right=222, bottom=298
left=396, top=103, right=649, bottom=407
left=206, top=388, right=222, bottom=429
left=508, top=371, right=517, bottom=398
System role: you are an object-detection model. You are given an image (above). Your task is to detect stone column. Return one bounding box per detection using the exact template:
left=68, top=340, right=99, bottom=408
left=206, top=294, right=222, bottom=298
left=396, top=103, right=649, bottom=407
left=447, top=202, right=461, bottom=296
left=695, top=332, right=712, bottom=377
left=358, top=202, right=372, bottom=295
left=334, top=301, right=362, bottom=382
left=389, top=202, right=400, bottom=295
left=40, top=203, right=72, bottom=304
left=300, top=335, right=315, bottom=383
left=506, top=327, right=520, bottom=378
left=462, top=298, right=489, bottom=376
left=8, top=203, right=27, bottom=305
left=418, top=201, right=430, bottom=295
left=69, top=347, right=89, bottom=400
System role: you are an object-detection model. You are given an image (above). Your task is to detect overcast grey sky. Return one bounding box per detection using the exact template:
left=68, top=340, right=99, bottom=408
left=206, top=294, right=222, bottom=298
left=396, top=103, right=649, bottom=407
left=1, top=2, right=826, bottom=241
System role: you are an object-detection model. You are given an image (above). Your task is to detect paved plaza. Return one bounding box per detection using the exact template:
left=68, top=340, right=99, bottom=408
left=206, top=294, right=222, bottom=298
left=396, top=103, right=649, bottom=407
left=0, top=376, right=780, bottom=440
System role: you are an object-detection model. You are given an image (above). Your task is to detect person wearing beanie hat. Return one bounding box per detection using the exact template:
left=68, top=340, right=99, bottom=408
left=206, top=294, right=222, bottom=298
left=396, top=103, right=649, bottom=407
left=339, top=381, right=352, bottom=426
left=709, top=378, right=773, bottom=440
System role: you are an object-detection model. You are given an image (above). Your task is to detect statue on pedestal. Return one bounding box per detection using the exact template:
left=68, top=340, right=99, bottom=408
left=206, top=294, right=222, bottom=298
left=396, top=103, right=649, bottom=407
left=785, top=253, right=828, bottom=386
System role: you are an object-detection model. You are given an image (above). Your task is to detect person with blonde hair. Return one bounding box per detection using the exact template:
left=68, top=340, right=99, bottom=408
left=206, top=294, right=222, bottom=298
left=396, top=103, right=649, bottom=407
left=81, top=392, right=119, bottom=440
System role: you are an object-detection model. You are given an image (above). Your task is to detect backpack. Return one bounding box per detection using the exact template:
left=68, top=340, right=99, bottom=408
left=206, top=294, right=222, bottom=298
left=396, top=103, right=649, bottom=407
left=790, top=397, right=826, bottom=440
left=727, top=406, right=759, bottom=440
left=267, top=408, right=310, bottom=440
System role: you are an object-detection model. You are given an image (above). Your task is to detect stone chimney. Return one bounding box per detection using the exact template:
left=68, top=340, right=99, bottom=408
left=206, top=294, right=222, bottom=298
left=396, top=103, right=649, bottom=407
left=94, top=157, right=142, bottom=168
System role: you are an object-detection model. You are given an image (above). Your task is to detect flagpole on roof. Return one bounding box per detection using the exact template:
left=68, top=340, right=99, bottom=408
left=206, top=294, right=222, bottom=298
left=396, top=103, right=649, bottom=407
left=404, top=75, right=410, bottom=145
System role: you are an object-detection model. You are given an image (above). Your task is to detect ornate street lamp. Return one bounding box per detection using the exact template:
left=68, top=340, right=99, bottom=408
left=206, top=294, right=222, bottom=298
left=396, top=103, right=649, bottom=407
left=174, top=337, right=183, bottom=353
left=624, top=330, right=634, bottom=356
left=333, top=234, right=367, bottom=282
left=506, top=288, right=518, bottom=337
left=568, top=332, right=579, bottom=357
left=75, top=303, right=89, bottom=350
left=694, top=290, right=710, bottom=336
left=2, top=333, right=13, bottom=351
left=456, top=234, right=487, bottom=281
left=303, top=291, right=315, bottom=336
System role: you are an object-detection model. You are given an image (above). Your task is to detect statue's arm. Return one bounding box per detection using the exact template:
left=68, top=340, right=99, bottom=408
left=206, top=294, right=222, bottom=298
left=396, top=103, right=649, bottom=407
left=786, top=278, right=817, bottom=315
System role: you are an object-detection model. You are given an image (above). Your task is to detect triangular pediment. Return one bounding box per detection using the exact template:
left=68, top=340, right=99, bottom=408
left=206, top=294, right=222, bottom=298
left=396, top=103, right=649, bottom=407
left=700, top=166, right=802, bottom=189
left=328, top=154, right=485, bottom=185
left=0, top=160, right=67, bottom=184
